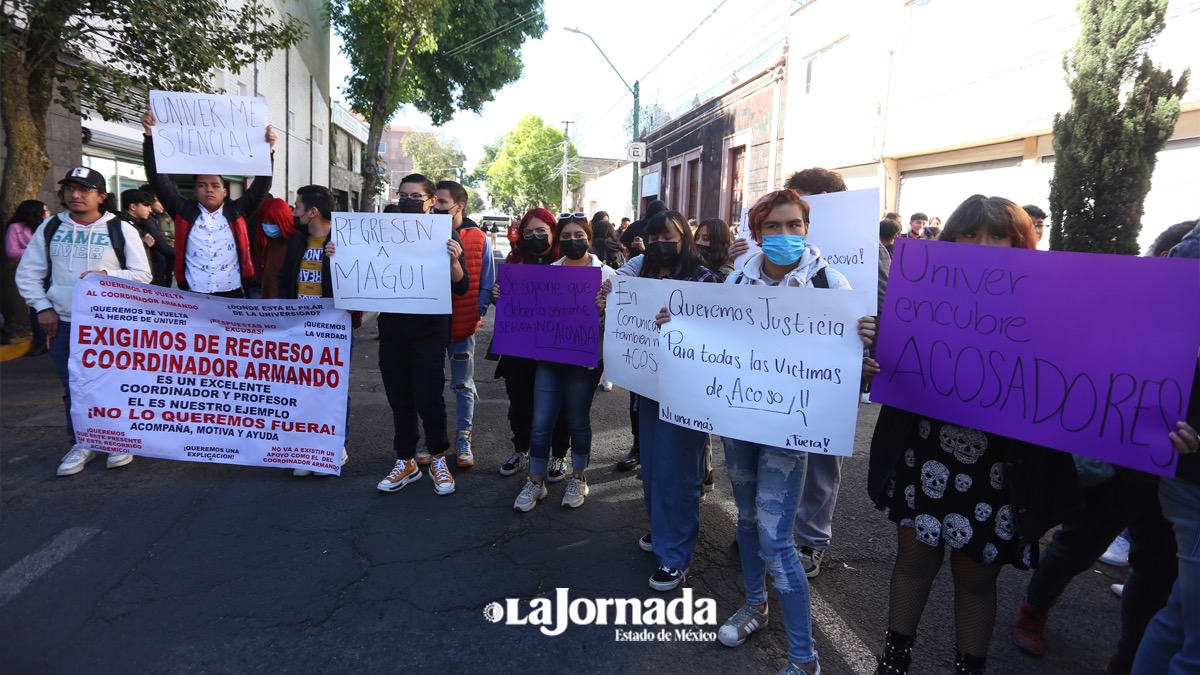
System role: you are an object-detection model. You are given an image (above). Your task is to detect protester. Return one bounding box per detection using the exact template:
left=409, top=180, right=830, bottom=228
left=664, top=189, right=876, bottom=675
left=619, top=199, right=667, bottom=250
left=1022, top=206, right=1046, bottom=243
left=1145, top=219, right=1196, bottom=257
left=277, top=185, right=353, bottom=476
left=141, top=106, right=276, bottom=297
left=5, top=199, right=52, bottom=356
left=118, top=189, right=175, bottom=288
left=138, top=183, right=175, bottom=246
left=904, top=212, right=928, bottom=239
left=868, top=195, right=1082, bottom=675
left=880, top=218, right=901, bottom=256
left=1131, top=219, right=1200, bottom=675
left=14, top=167, right=152, bottom=476
left=694, top=217, right=734, bottom=280
left=434, top=180, right=495, bottom=469
left=601, top=209, right=719, bottom=591
left=492, top=207, right=573, bottom=479
left=513, top=213, right=614, bottom=512
left=590, top=212, right=626, bottom=269
left=252, top=197, right=297, bottom=299
left=617, top=216, right=631, bottom=238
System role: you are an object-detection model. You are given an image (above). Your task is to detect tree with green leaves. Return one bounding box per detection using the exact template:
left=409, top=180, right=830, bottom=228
left=0, top=0, right=305, bottom=330
left=1048, top=0, right=1189, bottom=254
left=329, top=0, right=545, bottom=211
left=485, top=114, right=579, bottom=214
left=464, top=137, right=502, bottom=189
left=402, top=130, right=465, bottom=182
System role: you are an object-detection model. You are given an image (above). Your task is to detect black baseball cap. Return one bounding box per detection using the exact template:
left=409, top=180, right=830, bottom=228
left=58, top=166, right=107, bottom=193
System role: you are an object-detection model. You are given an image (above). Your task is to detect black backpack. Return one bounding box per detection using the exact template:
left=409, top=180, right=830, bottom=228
left=41, top=214, right=127, bottom=288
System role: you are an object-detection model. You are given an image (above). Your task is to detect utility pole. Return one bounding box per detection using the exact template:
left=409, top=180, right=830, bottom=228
left=631, top=80, right=640, bottom=221
left=561, top=120, right=572, bottom=212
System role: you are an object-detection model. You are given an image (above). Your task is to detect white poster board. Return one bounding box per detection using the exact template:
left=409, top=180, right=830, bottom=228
left=802, top=187, right=880, bottom=313
left=149, top=90, right=271, bottom=176
left=69, top=276, right=350, bottom=474
left=329, top=212, right=452, bottom=314
left=601, top=276, right=662, bottom=400
left=655, top=280, right=871, bottom=453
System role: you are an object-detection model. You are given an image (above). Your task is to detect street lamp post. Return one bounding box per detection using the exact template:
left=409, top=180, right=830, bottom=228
left=564, top=27, right=640, bottom=221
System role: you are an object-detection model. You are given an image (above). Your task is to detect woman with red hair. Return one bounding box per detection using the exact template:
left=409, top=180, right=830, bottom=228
left=252, top=197, right=296, bottom=299
left=491, top=207, right=572, bottom=478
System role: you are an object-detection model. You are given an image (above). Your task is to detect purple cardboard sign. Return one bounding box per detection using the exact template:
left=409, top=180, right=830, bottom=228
left=493, top=264, right=602, bottom=367
left=872, top=239, right=1200, bottom=477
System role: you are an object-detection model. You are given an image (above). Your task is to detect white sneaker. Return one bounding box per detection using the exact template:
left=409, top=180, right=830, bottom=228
left=105, top=453, right=133, bottom=469
left=293, top=467, right=314, bottom=476
left=601, top=380, right=613, bottom=392
left=718, top=603, right=769, bottom=647
left=562, top=475, right=589, bottom=508
left=514, top=478, right=548, bottom=512
left=57, top=446, right=96, bottom=476
left=1100, top=536, right=1130, bottom=567
left=1111, top=583, right=1125, bottom=598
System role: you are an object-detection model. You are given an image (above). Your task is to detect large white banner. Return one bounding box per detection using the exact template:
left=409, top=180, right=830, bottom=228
left=602, top=276, right=662, bottom=400
left=604, top=277, right=871, bottom=454
left=69, top=276, right=350, bottom=474
left=149, top=90, right=272, bottom=176
left=329, top=212, right=452, bottom=313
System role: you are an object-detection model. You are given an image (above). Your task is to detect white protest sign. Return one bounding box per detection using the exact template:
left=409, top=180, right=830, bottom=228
left=732, top=206, right=758, bottom=271
left=69, top=276, right=350, bottom=474
left=329, top=212, right=452, bottom=314
left=802, top=187, right=880, bottom=314
left=602, top=276, right=662, bottom=400
left=655, top=280, right=872, bottom=454
left=149, top=90, right=271, bottom=176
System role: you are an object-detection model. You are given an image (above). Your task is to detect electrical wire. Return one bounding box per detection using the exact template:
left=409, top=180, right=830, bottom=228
left=639, top=0, right=731, bottom=81
left=442, top=9, right=543, bottom=58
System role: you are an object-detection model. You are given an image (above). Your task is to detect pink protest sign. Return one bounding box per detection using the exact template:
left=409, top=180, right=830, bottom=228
left=492, top=264, right=602, bottom=367
left=871, top=239, right=1200, bottom=477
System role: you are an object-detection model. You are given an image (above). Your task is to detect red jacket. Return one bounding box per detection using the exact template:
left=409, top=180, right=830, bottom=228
left=451, top=222, right=487, bottom=342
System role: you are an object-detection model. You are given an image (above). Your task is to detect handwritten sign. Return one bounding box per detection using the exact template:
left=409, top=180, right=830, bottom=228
left=149, top=90, right=271, bottom=176
left=871, top=239, right=1200, bottom=477
left=802, top=187, right=880, bottom=314
left=493, top=264, right=602, bottom=367
left=655, top=280, right=871, bottom=453
left=602, top=276, right=663, bottom=400
left=69, top=276, right=350, bottom=474
left=329, top=212, right=451, bottom=314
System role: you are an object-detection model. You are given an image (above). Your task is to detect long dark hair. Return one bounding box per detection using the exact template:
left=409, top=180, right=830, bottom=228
left=939, top=195, right=1037, bottom=250
left=639, top=209, right=705, bottom=279
left=696, top=217, right=731, bottom=271
left=6, top=200, right=48, bottom=228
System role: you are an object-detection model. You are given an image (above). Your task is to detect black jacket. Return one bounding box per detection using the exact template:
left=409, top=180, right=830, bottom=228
left=377, top=229, right=470, bottom=341
left=868, top=405, right=1083, bottom=551
left=117, top=211, right=175, bottom=287
left=277, top=227, right=332, bottom=300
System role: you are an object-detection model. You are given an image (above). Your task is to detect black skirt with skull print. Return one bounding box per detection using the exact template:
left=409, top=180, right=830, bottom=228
left=875, top=416, right=1035, bottom=568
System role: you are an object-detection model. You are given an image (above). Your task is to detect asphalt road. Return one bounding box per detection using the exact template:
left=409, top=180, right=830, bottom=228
left=1, top=314, right=1128, bottom=674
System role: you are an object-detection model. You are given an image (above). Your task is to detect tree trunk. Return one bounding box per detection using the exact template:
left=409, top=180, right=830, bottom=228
left=0, top=50, right=54, bottom=336
left=358, top=28, right=420, bottom=212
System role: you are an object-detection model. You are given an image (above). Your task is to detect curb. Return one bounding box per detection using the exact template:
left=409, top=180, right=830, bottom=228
left=0, top=338, right=32, bottom=362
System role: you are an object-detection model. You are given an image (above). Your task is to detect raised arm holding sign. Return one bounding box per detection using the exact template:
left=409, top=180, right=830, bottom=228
left=147, top=90, right=274, bottom=176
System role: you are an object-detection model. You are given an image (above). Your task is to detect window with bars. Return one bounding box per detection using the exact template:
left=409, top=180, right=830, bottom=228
left=728, top=145, right=746, bottom=223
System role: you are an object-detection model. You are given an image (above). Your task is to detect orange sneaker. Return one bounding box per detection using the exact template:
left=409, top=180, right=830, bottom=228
left=430, top=453, right=456, bottom=495
left=377, top=459, right=421, bottom=493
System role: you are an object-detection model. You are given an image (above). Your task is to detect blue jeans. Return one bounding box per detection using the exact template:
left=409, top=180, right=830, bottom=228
left=639, top=398, right=707, bottom=571
left=49, top=319, right=75, bottom=443
left=725, top=439, right=817, bottom=665
left=1133, top=477, right=1200, bottom=675
left=529, top=362, right=602, bottom=475
left=449, top=336, right=477, bottom=434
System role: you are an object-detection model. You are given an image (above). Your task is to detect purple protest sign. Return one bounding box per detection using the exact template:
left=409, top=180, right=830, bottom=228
left=492, top=264, right=603, bottom=367
left=872, top=239, right=1200, bottom=477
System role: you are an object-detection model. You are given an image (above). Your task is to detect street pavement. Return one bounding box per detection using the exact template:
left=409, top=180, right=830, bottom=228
left=1, top=314, right=1128, bottom=674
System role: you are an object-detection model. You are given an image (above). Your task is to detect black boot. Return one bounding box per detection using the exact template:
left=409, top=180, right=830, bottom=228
left=954, top=649, right=986, bottom=675
left=874, top=630, right=914, bottom=675
left=616, top=446, right=639, bottom=471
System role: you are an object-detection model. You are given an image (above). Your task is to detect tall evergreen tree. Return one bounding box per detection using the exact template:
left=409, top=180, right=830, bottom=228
left=1049, top=0, right=1189, bottom=254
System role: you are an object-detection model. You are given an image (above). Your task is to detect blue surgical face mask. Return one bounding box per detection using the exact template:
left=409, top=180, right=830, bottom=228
left=761, top=234, right=806, bottom=265
left=262, top=222, right=282, bottom=239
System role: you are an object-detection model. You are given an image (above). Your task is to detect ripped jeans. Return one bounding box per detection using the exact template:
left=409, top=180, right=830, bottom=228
left=449, top=335, right=477, bottom=434
left=724, top=438, right=817, bottom=665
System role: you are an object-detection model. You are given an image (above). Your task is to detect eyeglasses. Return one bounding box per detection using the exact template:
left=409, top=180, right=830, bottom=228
left=558, top=212, right=587, bottom=220
left=397, top=192, right=430, bottom=200
left=522, top=229, right=550, bottom=239
left=62, top=184, right=98, bottom=195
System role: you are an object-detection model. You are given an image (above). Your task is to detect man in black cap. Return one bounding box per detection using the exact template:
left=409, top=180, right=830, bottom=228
left=15, top=167, right=153, bottom=476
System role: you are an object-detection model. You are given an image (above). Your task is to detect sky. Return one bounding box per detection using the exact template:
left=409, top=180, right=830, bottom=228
left=329, top=0, right=797, bottom=169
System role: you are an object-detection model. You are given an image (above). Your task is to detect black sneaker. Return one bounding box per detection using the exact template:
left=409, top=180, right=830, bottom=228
left=546, top=457, right=567, bottom=483
left=800, top=546, right=824, bottom=578
left=649, top=565, right=687, bottom=591
left=703, top=469, right=714, bottom=493
left=639, top=532, right=653, bottom=552
left=500, top=451, right=527, bottom=476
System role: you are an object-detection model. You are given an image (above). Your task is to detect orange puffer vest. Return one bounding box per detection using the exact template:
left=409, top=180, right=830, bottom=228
left=451, top=223, right=486, bottom=342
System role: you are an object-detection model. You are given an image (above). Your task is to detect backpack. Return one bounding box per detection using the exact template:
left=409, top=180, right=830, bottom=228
left=42, top=214, right=127, bottom=289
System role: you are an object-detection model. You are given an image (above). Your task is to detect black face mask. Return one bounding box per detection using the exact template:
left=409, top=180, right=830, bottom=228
left=521, top=233, right=551, bottom=255
left=431, top=208, right=450, bottom=216
left=648, top=241, right=680, bottom=268
left=398, top=199, right=425, bottom=213
left=560, top=238, right=590, bottom=260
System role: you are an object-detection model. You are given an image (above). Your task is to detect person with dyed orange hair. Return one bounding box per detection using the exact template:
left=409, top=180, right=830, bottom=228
left=252, top=197, right=296, bottom=299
